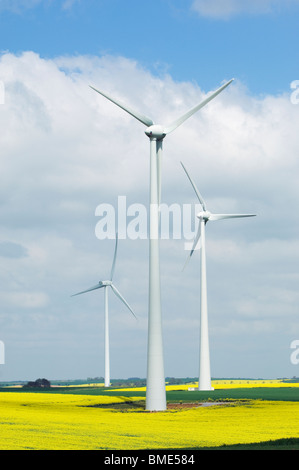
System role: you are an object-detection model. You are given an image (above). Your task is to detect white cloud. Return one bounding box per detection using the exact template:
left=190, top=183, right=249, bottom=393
left=62, top=0, right=80, bottom=10
left=0, top=51, right=299, bottom=380
left=0, top=0, right=79, bottom=13
left=0, top=291, right=49, bottom=308
left=191, top=0, right=299, bottom=19
left=0, top=241, right=28, bottom=258
left=0, top=0, right=42, bottom=13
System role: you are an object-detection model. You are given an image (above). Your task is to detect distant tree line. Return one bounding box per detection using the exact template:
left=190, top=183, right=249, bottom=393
left=23, top=378, right=51, bottom=389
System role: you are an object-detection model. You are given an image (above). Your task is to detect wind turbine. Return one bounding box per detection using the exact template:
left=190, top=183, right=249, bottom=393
left=181, top=162, right=256, bottom=391
left=72, top=233, right=136, bottom=388
left=90, top=78, right=234, bottom=410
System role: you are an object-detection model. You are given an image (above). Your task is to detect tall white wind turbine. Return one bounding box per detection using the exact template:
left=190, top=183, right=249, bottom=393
left=72, top=233, right=136, bottom=388
left=90, top=79, right=234, bottom=410
left=181, top=162, right=256, bottom=391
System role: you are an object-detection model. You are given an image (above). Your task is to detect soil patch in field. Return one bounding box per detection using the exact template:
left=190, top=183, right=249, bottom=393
left=167, top=402, right=229, bottom=410
left=85, top=400, right=233, bottom=412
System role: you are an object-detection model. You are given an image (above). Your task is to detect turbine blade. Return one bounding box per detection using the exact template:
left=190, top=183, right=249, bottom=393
left=110, top=233, right=118, bottom=281
left=158, top=155, right=161, bottom=206
left=163, top=79, right=234, bottom=134
left=71, top=282, right=104, bottom=297
left=183, top=226, right=201, bottom=271
left=181, top=161, right=206, bottom=210
left=190, top=226, right=202, bottom=257
left=110, top=284, right=137, bottom=319
left=209, top=213, right=256, bottom=221
left=157, top=140, right=162, bottom=207
left=89, top=85, right=154, bottom=127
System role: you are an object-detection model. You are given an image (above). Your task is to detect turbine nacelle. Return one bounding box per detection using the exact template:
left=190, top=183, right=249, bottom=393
left=197, top=210, right=211, bottom=221
left=101, top=280, right=112, bottom=287
left=144, top=124, right=166, bottom=140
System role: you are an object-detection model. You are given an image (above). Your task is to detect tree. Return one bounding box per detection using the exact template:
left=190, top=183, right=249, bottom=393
left=23, top=378, right=51, bottom=389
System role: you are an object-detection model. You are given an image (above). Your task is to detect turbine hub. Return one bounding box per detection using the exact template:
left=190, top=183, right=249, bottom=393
left=197, top=210, right=210, bottom=221
left=145, top=124, right=166, bottom=140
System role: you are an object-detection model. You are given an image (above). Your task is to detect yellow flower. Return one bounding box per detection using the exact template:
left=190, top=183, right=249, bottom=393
left=0, top=391, right=298, bottom=449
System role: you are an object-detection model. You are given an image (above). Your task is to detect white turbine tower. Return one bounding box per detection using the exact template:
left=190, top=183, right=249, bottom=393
left=181, top=162, right=256, bottom=391
left=90, top=78, right=234, bottom=410
left=72, top=233, right=136, bottom=388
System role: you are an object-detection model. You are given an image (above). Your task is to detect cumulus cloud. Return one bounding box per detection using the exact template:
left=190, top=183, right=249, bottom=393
left=0, top=0, right=79, bottom=13
left=0, top=0, right=42, bottom=12
left=62, top=0, right=80, bottom=9
left=0, top=291, right=49, bottom=308
left=0, top=51, right=298, bottom=380
left=0, top=241, right=28, bottom=258
left=191, top=0, right=299, bottom=19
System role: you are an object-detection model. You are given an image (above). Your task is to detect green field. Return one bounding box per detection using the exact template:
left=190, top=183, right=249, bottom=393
left=3, top=383, right=298, bottom=402
left=194, top=438, right=299, bottom=450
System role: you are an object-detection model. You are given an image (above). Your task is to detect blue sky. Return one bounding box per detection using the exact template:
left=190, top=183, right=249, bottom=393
left=0, top=0, right=298, bottom=94
left=0, top=0, right=299, bottom=383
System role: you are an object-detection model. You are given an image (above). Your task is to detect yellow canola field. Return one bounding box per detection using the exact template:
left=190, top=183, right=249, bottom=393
left=0, top=391, right=299, bottom=450
left=212, top=379, right=299, bottom=389
left=113, top=379, right=299, bottom=393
